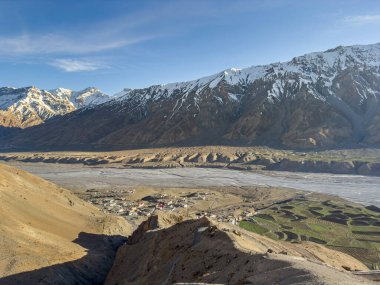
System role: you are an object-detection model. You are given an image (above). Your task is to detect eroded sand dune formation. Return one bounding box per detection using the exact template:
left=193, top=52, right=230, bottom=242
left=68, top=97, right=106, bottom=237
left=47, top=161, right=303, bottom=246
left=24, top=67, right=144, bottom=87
left=1, top=147, right=380, bottom=176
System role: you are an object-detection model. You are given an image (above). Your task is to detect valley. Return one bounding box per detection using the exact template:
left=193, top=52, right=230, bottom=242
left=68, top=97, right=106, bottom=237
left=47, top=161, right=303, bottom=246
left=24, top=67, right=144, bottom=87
left=2, top=158, right=380, bottom=276
left=4, top=159, right=380, bottom=207
left=1, top=34, right=379, bottom=284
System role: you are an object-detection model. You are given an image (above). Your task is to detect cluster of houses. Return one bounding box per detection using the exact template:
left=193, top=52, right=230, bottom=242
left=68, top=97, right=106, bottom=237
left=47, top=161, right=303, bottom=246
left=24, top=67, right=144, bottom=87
left=195, top=209, right=256, bottom=225
left=86, top=189, right=213, bottom=219
left=84, top=188, right=256, bottom=224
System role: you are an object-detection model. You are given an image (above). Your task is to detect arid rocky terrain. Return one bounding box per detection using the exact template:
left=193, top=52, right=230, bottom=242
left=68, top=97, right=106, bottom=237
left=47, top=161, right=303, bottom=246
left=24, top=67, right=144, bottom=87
left=1, top=146, right=380, bottom=176
left=1, top=2, right=379, bottom=284
left=1, top=162, right=379, bottom=284
left=0, top=163, right=132, bottom=285
left=1, top=40, right=379, bottom=285
left=105, top=212, right=372, bottom=285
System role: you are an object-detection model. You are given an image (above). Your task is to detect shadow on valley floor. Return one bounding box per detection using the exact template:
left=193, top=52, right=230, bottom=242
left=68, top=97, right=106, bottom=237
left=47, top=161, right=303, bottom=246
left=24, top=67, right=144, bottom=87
left=0, top=232, right=127, bottom=285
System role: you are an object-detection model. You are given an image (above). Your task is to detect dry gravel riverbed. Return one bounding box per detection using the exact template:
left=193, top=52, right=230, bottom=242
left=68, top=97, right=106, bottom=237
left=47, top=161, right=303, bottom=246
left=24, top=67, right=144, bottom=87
left=4, top=162, right=380, bottom=207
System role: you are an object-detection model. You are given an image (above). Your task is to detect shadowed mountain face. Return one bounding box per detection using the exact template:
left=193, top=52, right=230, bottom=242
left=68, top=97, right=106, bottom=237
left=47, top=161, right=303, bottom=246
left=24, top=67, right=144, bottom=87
left=1, top=43, right=380, bottom=150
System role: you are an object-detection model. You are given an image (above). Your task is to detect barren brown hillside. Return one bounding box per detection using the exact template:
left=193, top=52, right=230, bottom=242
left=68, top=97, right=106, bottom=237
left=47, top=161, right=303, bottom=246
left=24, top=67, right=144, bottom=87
left=0, top=163, right=133, bottom=285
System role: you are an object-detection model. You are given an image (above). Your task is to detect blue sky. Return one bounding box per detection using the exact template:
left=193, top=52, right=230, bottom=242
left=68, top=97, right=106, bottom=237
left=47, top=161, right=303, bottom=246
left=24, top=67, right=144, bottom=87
left=0, top=0, right=379, bottom=95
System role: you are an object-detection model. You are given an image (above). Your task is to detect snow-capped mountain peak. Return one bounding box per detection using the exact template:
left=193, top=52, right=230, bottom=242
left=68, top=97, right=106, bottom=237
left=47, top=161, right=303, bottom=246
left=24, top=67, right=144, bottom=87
left=92, top=42, right=380, bottom=149
left=50, top=86, right=110, bottom=108
left=112, top=42, right=380, bottom=106
left=0, top=86, right=111, bottom=128
left=2, top=43, right=380, bottom=149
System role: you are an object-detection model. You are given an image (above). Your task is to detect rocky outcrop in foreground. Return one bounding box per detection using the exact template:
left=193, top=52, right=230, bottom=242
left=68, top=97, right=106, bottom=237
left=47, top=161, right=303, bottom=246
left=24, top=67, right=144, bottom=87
left=105, top=212, right=371, bottom=285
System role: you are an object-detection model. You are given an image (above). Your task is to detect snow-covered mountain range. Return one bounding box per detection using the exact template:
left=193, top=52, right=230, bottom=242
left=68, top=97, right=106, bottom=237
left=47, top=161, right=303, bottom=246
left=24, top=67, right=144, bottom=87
left=115, top=43, right=379, bottom=102
left=1, top=43, right=380, bottom=149
left=0, top=86, right=110, bottom=128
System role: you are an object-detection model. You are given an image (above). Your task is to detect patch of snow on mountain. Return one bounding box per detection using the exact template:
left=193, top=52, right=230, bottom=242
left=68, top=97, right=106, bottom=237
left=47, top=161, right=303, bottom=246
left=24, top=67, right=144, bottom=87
left=228, top=93, right=242, bottom=102
left=50, top=87, right=110, bottom=108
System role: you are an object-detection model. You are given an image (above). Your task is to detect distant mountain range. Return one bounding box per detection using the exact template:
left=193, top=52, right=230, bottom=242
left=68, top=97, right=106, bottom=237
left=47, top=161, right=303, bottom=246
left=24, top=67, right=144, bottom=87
left=0, top=86, right=110, bottom=128
left=1, top=43, right=379, bottom=150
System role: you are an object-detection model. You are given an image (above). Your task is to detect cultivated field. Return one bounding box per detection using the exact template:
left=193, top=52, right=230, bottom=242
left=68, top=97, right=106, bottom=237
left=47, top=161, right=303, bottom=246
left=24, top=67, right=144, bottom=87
left=239, top=195, right=380, bottom=269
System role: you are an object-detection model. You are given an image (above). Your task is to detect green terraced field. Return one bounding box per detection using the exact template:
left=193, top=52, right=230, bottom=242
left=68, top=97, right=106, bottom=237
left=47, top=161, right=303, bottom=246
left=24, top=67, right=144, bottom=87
left=239, top=221, right=268, bottom=234
left=239, top=196, right=380, bottom=269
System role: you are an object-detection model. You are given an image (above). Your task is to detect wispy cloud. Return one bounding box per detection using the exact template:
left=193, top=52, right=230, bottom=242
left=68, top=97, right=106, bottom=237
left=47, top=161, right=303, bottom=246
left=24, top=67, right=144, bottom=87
left=0, top=0, right=280, bottom=73
left=50, top=58, right=107, bottom=72
left=0, top=6, right=166, bottom=57
left=0, top=33, right=155, bottom=55
left=0, top=0, right=262, bottom=57
left=0, top=10, right=162, bottom=72
left=343, top=14, right=380, bottom=25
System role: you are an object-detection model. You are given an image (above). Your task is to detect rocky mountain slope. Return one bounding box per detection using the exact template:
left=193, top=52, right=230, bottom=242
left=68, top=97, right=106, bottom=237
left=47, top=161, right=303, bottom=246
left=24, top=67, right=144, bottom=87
left=0, top=163, right=132, bottom=285
left=105, top=212, right=371, bottom=285
left=0, top=86, right=110, bottom=128
left=1, top=43, right=379, bottom=150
